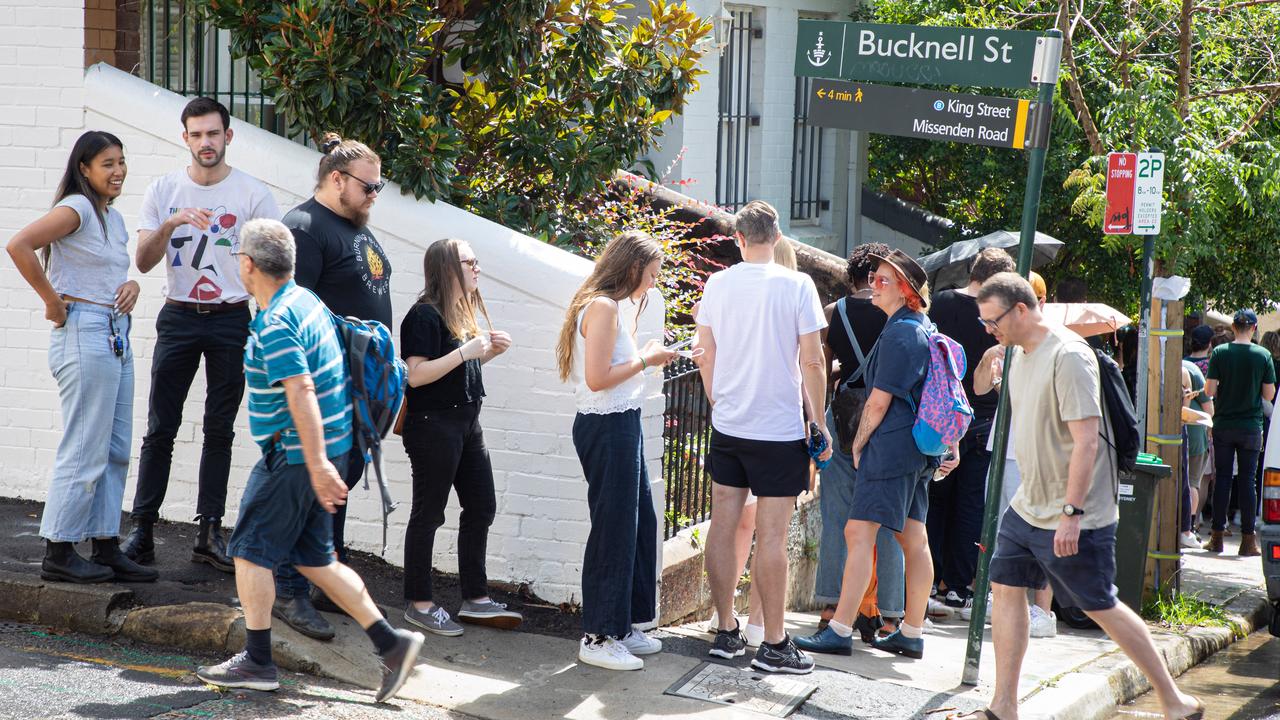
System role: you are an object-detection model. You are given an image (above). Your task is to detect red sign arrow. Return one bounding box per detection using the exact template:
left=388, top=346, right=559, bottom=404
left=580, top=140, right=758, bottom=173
left=1104, top=152, right=1137, bottom=235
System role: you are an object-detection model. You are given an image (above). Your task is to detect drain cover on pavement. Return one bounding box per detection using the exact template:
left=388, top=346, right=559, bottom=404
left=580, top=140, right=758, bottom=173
left=664, top=662, right=817, bottom=717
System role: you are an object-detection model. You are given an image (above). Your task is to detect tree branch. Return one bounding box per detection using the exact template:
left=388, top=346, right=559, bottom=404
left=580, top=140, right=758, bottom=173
left=1059, top=0, right=1106, bottom=156
left=1192, top=0, right=1280, bottom=13
left=1216, top=88, right=1280, bottom=150
left=1191, top=81, right=1280, bottom=99
left=1177, top=0, right=1193, bottom=120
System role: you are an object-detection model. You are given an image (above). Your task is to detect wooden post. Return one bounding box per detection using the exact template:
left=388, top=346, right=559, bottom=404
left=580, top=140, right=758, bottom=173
left=1155, top=299, right=1185, bottom=598
left=1142, top=299, right=1163, bottom=600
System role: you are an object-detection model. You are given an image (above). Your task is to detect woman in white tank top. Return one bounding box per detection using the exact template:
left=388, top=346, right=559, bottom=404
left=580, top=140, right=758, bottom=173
left=555, top=231, right=675, bottom=671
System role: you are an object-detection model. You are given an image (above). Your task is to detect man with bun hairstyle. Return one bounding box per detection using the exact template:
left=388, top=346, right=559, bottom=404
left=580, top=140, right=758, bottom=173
left=274, top=133, right=393, bottom=640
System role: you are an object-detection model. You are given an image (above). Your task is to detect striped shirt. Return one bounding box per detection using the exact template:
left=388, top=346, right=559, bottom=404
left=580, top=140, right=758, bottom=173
left=244, top=280, right=352, bottom=464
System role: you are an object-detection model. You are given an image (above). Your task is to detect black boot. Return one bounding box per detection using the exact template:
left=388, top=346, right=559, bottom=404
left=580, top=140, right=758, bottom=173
left=91, top=537, right=159, bottom=582
left=42, top=540, right=114, bottom=584
left=192, top=516, right=234, bottom=574
left=272, top=595, right=336, bottom=641
left=120, top=519, right=155, bottom=564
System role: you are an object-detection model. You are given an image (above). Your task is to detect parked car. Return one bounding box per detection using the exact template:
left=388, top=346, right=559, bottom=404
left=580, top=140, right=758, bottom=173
left=1258, top=419, right=1280, bottom=636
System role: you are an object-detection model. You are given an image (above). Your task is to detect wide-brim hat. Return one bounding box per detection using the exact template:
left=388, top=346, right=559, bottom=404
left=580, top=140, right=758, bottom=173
left=868, top=248, right=928, bottom=300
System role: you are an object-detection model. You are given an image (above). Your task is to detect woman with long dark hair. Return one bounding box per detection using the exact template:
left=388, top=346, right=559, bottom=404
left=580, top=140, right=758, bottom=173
left=400, top=238, right=522, bottom=636
left=5, top=131, right=154, bottom=583
left=556, top=231, right=675, bottom=671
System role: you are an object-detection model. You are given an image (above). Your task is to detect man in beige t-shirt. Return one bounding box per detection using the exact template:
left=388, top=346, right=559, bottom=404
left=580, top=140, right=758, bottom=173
left=949, top=273, right=1201, bottom=720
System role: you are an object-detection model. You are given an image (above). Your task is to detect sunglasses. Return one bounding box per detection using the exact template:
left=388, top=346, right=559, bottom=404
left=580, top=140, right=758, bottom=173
left=867, top=273, right=895, bottom=288
left=340, top=170, right=386, bottom=195
left=460, top=258, right=480, bottom=270
left=979, top=304, right=1017, bottom=330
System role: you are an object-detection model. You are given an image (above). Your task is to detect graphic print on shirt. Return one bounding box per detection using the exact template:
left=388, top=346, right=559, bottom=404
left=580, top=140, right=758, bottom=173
left=353, top=232, right=390, bottom=298
left=169, top=205, right=238, bottom=301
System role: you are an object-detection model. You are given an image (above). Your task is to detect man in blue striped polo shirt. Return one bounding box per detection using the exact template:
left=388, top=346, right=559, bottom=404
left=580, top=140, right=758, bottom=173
left=195, top=219, right=422, bottom=703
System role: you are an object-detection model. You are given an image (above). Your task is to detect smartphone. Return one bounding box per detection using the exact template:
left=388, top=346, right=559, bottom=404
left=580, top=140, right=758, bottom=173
left=807, top=421, right=830, bottom=470
left=666, top=337, right=694, bottom=352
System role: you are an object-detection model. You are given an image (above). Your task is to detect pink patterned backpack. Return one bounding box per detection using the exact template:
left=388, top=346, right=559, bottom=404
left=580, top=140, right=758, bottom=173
left=899, top=318, right=973, bottom=456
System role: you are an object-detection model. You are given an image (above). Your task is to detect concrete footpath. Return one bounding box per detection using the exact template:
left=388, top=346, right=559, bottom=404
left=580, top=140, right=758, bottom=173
left=0, top=497, right=1271, bottom=720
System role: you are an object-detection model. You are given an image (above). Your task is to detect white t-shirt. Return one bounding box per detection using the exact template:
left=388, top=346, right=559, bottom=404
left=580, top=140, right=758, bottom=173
left=138, top=167, right=280, bottom=303
left=696, top=261, right=826, bottom=441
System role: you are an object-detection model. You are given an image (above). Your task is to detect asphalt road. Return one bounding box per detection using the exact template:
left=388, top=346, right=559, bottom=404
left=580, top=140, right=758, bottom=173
left=0, top=621, right=472, bottom=720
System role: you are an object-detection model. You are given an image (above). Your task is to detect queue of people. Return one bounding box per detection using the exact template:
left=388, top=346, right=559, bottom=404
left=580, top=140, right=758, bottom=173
left=4, top=102, right=1209, bottom=717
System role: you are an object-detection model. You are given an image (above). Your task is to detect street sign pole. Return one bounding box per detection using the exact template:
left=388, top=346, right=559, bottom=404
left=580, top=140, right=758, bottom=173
left=961, top=28, right=1062, bottom=687
left=1132, top=151, right=1165, bottom=441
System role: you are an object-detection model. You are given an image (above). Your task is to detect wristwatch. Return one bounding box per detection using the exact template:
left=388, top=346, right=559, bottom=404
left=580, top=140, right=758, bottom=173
left=1062, top=503, right=1085, bottom=517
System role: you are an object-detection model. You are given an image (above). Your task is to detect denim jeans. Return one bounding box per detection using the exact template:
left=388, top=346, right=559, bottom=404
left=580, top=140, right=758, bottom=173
left=816, top=407, right=905, bottom=615
left=275, top=445, right=365, bottom=598
left=401, top=402, right=496, bottom=602
left=40, top=304, right=134, bottom=542
left=573, top=409, right=657, bottom=638
left=1211, top=426, right=1261, bottom=534
left=132, top=303, right=249, bottom=523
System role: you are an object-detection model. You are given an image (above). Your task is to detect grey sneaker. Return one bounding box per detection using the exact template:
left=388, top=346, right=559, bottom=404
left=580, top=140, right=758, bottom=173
left=196, top=650, right=279, bottom=691
left=457, top=598, right=523, bottom=630
left=375, top=628, right=425, bottom=703
left=404, top=603, right=464, bottom=637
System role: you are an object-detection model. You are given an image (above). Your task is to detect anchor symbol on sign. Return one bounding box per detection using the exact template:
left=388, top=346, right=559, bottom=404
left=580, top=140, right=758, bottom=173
left=807, top=31, right=832, bottom=67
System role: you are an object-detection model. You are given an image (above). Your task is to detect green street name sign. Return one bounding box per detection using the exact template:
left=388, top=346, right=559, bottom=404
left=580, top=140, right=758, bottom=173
left=796, top=20, right=1046, bottom=89
left=806, top=79, right=1045, bottom=150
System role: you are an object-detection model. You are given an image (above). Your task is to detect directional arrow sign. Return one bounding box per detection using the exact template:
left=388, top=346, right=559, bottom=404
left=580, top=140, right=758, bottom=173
left=805, top=79, right=1039, bottom=150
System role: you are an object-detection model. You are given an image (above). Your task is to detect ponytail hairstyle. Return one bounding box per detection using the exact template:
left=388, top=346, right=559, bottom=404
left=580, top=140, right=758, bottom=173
left=556, top=231, right=663, bottom=382
left=48, top=130, right=124, bottom=268
left=417, top=238, right=491, bottom=341
left=315, top=132, right=380, bottom=190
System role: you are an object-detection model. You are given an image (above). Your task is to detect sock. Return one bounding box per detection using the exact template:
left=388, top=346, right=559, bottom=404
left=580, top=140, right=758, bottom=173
left=898, top=622, right=923, bottom=639
left=828, top=620, right=853, bottom=638
left=245, top=628, right=272, bottom=666
left=365, top=619, right=399, bottom=655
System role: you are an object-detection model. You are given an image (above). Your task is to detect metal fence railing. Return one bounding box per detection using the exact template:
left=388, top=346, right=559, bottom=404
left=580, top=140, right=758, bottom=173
left=715, top=9, right=759, bottom=214
left=791, top=75, right=827, bottom=222
left=141, top=0, right=306, bottom=144
left=661, top=358, right=713, bottom=539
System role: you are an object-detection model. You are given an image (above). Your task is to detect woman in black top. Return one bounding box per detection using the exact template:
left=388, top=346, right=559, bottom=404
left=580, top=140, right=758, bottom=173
left=399, top=238, right=520, bottom=636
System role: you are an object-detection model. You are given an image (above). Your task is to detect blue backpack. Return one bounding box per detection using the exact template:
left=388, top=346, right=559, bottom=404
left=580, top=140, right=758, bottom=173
left=330, top=312, right=408, bottom=553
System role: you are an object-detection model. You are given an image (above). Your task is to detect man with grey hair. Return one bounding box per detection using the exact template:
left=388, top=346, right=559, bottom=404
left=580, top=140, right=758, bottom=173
left=196, top=218, right=423, bottom=703
left=956, top=272, right=1201, bottom=720
left=695, top=200, right=831, bottom=673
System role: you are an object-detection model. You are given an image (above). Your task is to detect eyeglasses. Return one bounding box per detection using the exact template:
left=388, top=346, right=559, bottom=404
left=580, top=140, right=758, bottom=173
left=460, top=258, right=480, bottom=270
left=979, top=304, right=1017, bottom=330
left=867, top=273, right=894, bottom=288
left=339, top=170, right=386, bottom=195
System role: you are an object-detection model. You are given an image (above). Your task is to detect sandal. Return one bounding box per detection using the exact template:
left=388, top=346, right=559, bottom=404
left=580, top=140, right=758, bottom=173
left=1177, top=699, right=1205, bottom=720
left=947, top=709, right=1001, bottom=720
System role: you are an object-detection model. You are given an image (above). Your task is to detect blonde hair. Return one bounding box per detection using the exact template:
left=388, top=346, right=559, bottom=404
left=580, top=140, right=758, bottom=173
left=416, top=238, right=491, bottom=341
left=557, top=231, right=663, bottom=381
left=316, top=132, right=380, bottom=190
left=773, top=239, right=797, bottom=270
left=1029, top=271, right=1047, bottom=303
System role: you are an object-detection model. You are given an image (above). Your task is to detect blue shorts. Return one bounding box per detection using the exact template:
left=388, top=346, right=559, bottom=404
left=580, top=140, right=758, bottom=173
left=228, top=446, right=348, bottom=570
left=990, top=508, right=1118, bottom=612
left=849, top=467, right=931, bottom=534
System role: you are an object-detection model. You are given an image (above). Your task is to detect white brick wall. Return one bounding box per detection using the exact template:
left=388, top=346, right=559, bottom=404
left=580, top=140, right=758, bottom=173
left=0, top=51, right=667, bottom=605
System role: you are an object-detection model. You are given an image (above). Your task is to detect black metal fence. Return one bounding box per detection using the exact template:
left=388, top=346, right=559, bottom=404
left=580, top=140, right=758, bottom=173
left=661, top=358, right=713, bottom=539
left=141, top=0, right=305, bottom=143
left=791, top=76, right=827, bottom=222
left=715, top=9, right=759, bottom=213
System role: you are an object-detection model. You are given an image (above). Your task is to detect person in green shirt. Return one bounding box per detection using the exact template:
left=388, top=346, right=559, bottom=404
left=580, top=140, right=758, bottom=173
left=1203, top=309, right=1274, bottom=556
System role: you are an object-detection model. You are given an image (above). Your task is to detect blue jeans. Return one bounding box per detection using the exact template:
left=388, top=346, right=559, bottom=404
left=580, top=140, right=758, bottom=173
left=573, top=409, right=657, bottom=638
left=41, top=304, right=134, bottom=542
left=816, top=408, right=905, bottom=616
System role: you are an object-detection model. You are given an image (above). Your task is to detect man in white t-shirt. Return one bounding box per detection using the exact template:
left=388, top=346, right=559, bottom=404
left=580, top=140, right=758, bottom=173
left=121, top=97, right=280, bottom=578
left=695, top=200, right=831, bottom=675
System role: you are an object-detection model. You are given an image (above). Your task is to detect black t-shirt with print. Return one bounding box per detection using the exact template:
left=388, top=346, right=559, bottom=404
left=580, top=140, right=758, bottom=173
left=400, top=302, right=485, bottom=412
left=284, top=197, right=393, bottom=327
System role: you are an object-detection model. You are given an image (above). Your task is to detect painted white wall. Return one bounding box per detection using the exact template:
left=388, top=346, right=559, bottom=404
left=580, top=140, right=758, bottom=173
left=0, top=46, right=667, bottom=604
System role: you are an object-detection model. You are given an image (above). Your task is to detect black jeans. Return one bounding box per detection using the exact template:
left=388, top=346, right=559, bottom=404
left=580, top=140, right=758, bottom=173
left=573, top=409, right=656, bottom=638
left=1211, top=426, right=1261, bottom=534
left=275, top=444, right=365, bottom=598
left=926, top=425, right=991, bottom=593
left=401, top=401, right=496, bottom=602
left=131, top=304, right=249, bottom=523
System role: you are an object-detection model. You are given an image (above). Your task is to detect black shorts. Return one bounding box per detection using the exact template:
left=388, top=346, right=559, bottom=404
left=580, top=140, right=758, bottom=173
left=989, top=508, right=1118, bottom=612
left=707, top=428, right=809, bottom=498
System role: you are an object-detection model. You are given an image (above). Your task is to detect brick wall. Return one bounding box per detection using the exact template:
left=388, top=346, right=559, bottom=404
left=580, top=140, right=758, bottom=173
left=0, top=55, right=667, bottom=606
left=84, top=0, right=118, bottom=68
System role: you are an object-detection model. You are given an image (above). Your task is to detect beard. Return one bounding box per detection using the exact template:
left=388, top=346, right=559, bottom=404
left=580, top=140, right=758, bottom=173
left=338, top=192, right=371, bottom=227
left=191, top=146, right=225, bottom=168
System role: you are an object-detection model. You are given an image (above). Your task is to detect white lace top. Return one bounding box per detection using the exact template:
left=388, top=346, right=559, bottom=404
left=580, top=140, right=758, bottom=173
left=572, top=300, right=646, bottom=414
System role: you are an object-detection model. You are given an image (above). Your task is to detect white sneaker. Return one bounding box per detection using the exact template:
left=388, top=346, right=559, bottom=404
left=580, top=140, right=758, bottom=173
left=579, top=636, right=643, bottom=671
left=621, top=628, right=662, bottom=656
left=1179, top=531, right=1200, bottom=549
left=1028, top=606, right=1058, bottom=638
left=922, top=617, right=935, bottom=634
left=961, top=594, right=992, bottom=623
left=742, top=623, right=765, bottom=647
left=927, top=597, right=954, bottom=619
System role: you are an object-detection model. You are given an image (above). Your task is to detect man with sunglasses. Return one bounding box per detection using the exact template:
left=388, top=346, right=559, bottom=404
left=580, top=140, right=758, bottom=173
left=123, top=97, right=280, bottom=574
left=275, top=135, right=393, bottom=641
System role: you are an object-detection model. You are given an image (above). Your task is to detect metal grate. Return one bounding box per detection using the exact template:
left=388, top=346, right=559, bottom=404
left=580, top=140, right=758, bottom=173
left=791, top=76, right=827, bottom=222
left=715, top=9, right=759, bottom=213
left=662, top=358, right=713, bottom=539
left=141, top=0, right=306, bottom=143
